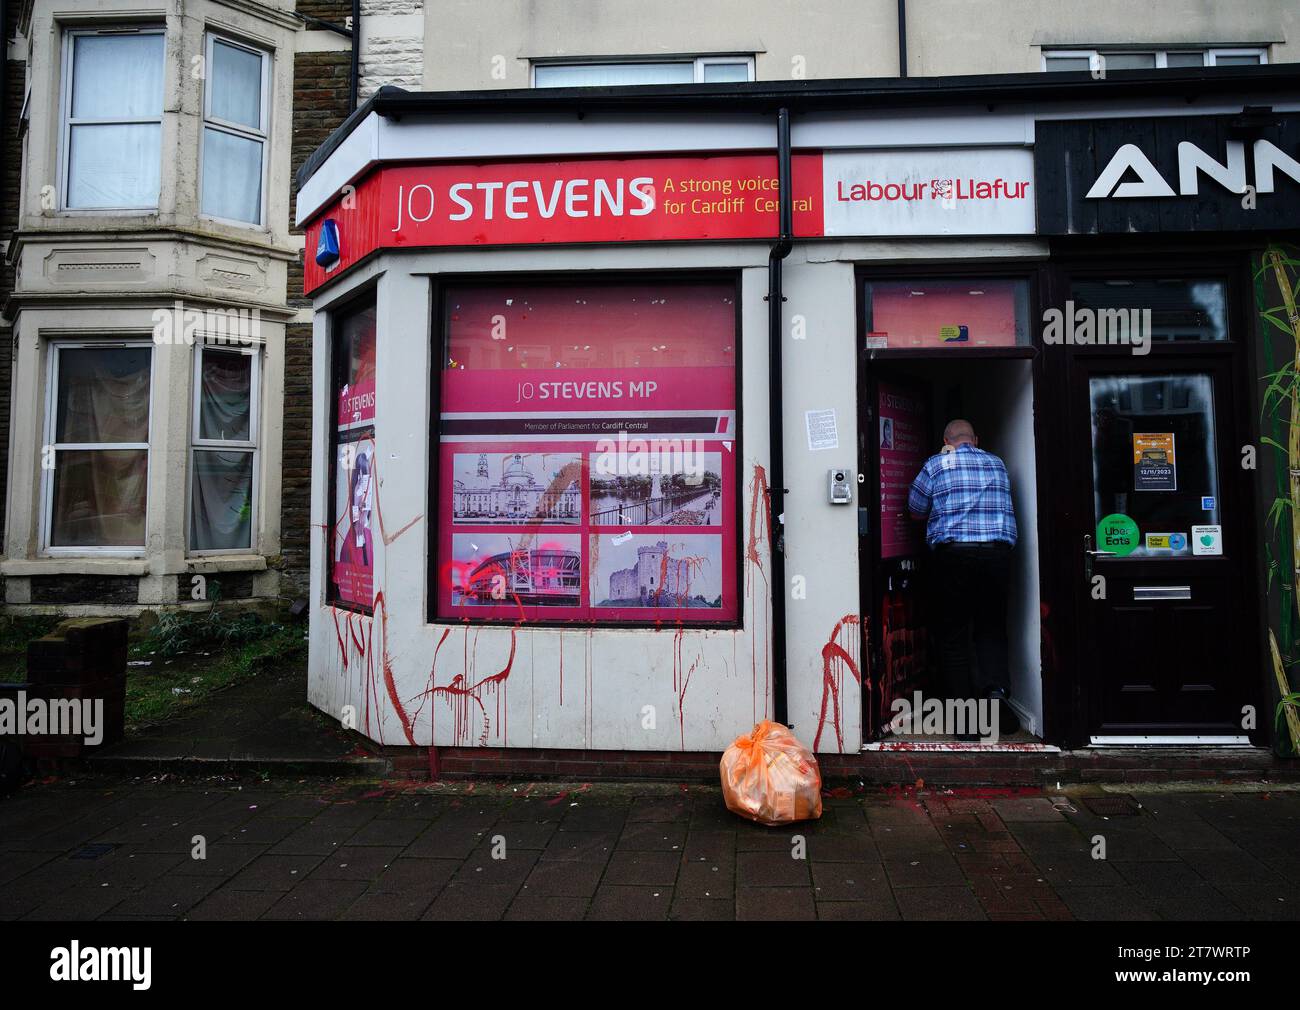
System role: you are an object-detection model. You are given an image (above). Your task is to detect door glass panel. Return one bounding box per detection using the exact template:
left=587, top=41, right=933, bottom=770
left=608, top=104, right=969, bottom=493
left=1089, top=373, right=1222, bottom=558
left=1070, top=279, right=1229, bottom=342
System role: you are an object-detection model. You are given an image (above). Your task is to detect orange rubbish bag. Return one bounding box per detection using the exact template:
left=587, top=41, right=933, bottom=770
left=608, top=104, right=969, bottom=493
left=720, top=721, right=823, bottom=826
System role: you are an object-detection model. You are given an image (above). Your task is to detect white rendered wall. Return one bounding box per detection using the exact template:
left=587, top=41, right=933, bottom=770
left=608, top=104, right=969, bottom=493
left=306, top=238, right=1047, bottom=753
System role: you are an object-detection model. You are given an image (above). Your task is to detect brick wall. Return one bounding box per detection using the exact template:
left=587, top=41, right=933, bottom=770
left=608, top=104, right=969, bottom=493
left=1, top=3, right=26, bottom=544
left=296, top=0, right=351, bottom=21
left=282, top=33, right=354, bottom=594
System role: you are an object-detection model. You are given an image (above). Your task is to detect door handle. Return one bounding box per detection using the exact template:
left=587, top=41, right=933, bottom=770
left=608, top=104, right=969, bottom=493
left=1083, top=533, right=1115, bottom=582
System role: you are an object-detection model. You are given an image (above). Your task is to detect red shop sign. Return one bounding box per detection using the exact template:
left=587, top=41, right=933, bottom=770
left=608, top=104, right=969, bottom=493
left=304, top=152, right=824, bottom=293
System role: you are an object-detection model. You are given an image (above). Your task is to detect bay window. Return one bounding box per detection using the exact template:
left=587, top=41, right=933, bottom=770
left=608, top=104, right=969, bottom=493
left=190, top=346, right=260, bottom=552
left=61, top=29, right=165, bottom=210
left=45, top=343, right=153, bottom=551
left=201, top=34, right=270, bottom=226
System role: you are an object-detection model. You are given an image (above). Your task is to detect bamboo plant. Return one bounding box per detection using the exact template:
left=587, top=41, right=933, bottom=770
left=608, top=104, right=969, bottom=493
left=1258, top=244, right=1300, bottom=754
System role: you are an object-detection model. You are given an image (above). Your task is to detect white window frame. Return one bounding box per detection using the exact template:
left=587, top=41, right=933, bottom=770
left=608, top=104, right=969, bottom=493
left=188, top=342, right=261, bottom=556
left=530, top=55, right=754, bottom=88
left=1206, top=48, right=1270, bottom=66
left=199, top=31, right=272, bottom=229
left=58, top=27, right=166, bottom=213
left=1042, top=47, right=1268, bottom=72
left=41, top=340, right=154, bottom=557
left=694, top=56, right=755, bottom=83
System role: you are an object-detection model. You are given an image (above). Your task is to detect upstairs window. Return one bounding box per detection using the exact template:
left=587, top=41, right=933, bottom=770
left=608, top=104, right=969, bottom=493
left=533, top=56, right=753, bottom=87
left=1043, top=48, right=1266, bottom=72
left=201, top=34, right=270, bottom=225
left=61, top=29, right=165, bottom=210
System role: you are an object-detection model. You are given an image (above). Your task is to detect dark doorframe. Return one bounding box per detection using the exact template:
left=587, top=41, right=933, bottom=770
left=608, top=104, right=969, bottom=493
left=854, top=265, right=1048, bottom=742
left=1037, top=247, right=1263, bottom=746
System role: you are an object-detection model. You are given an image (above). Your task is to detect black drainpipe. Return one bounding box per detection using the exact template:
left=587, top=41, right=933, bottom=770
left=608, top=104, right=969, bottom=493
left=897, top=0, right=908, bottom=78
left=768, top=107, right=793, bottom=727
left=349, top=0, right=361, bottom=112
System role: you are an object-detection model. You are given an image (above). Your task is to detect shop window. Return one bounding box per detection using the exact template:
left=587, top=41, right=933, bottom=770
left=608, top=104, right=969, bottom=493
left=190, top=346, right=259, bottom=552
left=1042, top=48, right=1266, bottom=72
left=61, top=29, right=165, bottom=209
left=44, top=343, right=153, bottom=552
left=1069, top=279, right=1229, bottom=342
left=201, top=34, right=270, bottom=226
left=862, top=279, right=1031, bottom=349
left=434, top=279, right=740, bottom=626
left=533, top=56, right=754, bottom=87
left=329, top=296, right=377, bottom=612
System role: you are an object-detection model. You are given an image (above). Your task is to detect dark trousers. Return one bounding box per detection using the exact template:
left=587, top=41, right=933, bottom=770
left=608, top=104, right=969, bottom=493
left=929, top=542, right=1012, bottom=702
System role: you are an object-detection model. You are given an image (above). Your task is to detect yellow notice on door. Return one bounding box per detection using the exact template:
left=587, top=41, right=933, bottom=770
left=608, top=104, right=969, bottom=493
left=1133, top=432, right=1177, bottom=491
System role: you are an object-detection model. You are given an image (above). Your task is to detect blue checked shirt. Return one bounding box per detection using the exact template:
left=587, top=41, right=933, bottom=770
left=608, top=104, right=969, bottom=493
left=907, top=444, right=1018, bottom=547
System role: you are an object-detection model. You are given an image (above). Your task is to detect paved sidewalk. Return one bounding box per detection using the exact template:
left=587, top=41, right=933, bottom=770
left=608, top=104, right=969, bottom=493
left=88, top=667, right=384, bottom=776
left=2, top=776, right=1298, bottom=921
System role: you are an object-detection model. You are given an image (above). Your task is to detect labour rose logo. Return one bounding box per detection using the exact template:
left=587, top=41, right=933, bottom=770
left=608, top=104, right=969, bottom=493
left=931, top=179, right=954, bottom=200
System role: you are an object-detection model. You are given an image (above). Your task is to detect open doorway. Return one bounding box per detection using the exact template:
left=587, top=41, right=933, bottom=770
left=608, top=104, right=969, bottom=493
left=863, top=355, right=1044, bottom=746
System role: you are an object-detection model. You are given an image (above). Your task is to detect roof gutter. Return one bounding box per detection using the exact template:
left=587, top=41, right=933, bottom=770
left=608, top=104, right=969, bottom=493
left=897, top=0, right=908, bottom=79
left=350, top=0, right=360, bottom=112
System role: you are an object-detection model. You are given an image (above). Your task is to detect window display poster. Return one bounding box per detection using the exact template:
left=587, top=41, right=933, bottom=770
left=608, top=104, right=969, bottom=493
left=1133, top=432, right=1176, bottom=491
left=332, top=431, right=375, bottom=608
left=436, top=281, right=739, bottom=624
left=878, top=379, right=930, bottom=559
left=330, top=300, right=377, bottom=611
left=336, top=303, right=376, bottom=431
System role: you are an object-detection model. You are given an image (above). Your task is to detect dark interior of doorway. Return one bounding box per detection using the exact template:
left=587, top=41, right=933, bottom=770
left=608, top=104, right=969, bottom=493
left=866, top=356, right=1044, bottom=746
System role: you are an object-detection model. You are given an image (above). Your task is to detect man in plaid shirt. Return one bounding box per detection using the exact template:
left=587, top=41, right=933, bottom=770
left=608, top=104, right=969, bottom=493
left=908, top=419, right=1019, bottom=735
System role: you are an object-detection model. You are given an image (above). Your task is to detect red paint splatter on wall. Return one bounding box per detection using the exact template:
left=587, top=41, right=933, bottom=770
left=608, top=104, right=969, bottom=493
left=423, top=627, right=518, bottom=746
left=670, top=623, right=702, bottom=750
left=814, top=613, right=862, bottom=752
left=746, top=464, right=773, bottom=722
left=327, top=592, right=417, bottom=746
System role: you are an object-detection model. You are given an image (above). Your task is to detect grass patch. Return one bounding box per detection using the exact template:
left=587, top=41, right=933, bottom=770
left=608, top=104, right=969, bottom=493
left=126, top=610, right=307, bottom=730
left=0, top=608, right=307, bottom=730
left=0, top=615, right=63, bottom=681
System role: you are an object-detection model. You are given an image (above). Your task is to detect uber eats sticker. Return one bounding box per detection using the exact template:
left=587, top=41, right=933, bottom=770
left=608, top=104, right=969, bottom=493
left=1098, top=513, right=1139, bottom=557
left=1133, top=432, right=1176, bottom=491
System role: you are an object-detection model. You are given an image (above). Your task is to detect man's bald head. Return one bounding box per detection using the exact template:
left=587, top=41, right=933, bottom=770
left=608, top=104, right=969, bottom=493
left=943, top=419, right=977, bottom=447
